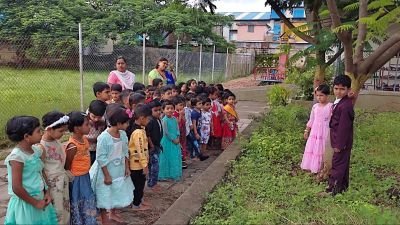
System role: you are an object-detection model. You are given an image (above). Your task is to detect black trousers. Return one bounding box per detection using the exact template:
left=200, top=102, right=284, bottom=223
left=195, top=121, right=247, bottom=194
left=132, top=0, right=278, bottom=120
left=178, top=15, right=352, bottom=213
left=130, top=169, right=146, bottom=206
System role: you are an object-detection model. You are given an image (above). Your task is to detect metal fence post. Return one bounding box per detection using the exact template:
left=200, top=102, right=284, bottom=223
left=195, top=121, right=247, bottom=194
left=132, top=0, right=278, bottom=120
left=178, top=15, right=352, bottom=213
left=198, top=44, right=202, bottom=81
left=142, top=33, right=146, bottom=84
left=176, top=39, right=179, bottom=79
left=211, top=45, right=215, bottom=82
left=225, top=48, right=229, bottom=80
left=78, top=23, right=84, bottom=111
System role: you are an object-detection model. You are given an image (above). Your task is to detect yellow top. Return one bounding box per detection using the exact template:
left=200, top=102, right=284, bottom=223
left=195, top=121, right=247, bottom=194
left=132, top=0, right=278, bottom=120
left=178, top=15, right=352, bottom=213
left=128, top=127, right=149, bottom=170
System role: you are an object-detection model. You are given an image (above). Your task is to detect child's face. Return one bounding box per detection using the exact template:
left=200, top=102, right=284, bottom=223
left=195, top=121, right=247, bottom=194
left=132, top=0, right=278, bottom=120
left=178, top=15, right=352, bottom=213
left=210, top=92, right=218, bottom=100
left=226, top=96, right=235, bottom=105
left=131, top=99, right=145, bottom=111
left=27, top=127, right=43, bottom=144
left=137, top=116, right=150, bottom=127
left=315, top=91, right=328, bottom=104
left=111, top=90, right=120, bottom=102
left=97, top=88, right=111, bottom=102
left=47, top=125, right=67, bottom=140
left=172, top=89, right=178, bottom=97
left=195, top=101, right=203, bottom=110
left=203, top=102, right=211, bottom=111
left=181, top=84, right=187, bottom=93
left=117, top=121, right=129, bottom=131
left=163, top=105, right=175, bottom=117
left=76, top=118, right=90, bottom=135
left=190, top=81, right=197, bottom=91
left=161, top=90, right=172, bottom=100
left=152, top=106, right=162, bottom=118
left=175, top=103, right=185, bottom=111
left=158, top=82, right=163, bottom=89
left=333, top=84, right=350, bottom=99
left=88, top=113, right=103, bottom=123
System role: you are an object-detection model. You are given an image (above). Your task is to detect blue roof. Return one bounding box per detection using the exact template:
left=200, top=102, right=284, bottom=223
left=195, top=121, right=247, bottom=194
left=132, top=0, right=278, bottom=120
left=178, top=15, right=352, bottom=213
left=221, top=8, right=306, bottom=21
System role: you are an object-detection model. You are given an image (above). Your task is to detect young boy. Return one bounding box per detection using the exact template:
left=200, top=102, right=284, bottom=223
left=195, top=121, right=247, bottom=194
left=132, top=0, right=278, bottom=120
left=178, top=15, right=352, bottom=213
left=93, top=82, right=111, bottom=102
left=160, top=85, right=173, bottom=102
left=325, top=75, right=355, bottom=196
left=109, top=84, right=122, bottom=104
left=172, top=96, right=188, bottom=169
left=128, top=104, right=152, bottom=211
left=146, top=100, right=163, bottom=190
left=145, top=86, right=156, bottom=104
left=189, top=98, right=209, bottom=161
left=86, top=100, right=107, bottom=165
left=126, top=93, right=146, bottom=140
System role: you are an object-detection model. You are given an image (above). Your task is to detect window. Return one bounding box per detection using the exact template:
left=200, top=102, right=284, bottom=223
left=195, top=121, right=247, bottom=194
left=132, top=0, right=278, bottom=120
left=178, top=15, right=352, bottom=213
left=248, top=25, right=255, bottom=33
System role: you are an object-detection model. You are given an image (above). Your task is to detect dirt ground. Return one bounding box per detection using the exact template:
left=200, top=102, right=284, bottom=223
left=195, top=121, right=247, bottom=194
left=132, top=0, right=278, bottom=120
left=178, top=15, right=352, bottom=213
left=223, top=74, right=258, bottom=89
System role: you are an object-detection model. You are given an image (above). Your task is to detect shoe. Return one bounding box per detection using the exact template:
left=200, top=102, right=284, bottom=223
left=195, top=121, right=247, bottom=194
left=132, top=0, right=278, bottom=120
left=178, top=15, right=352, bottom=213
left=199, top=155, right=209, bottom=161
left=182, top=161, right=188, bottom=169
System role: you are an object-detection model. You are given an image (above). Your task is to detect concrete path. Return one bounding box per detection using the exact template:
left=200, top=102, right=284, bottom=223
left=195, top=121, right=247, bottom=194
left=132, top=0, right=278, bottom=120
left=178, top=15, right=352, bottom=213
left=0, top=100, right=267, bottom=224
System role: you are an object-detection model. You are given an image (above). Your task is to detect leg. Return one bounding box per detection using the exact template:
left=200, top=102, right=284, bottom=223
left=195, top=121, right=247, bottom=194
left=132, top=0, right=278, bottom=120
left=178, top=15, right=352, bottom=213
left=131, top=170, right=143, bottom=207
left=327, top=149, right=351, bottom=195
left=147, top=151, right=159, bottom=188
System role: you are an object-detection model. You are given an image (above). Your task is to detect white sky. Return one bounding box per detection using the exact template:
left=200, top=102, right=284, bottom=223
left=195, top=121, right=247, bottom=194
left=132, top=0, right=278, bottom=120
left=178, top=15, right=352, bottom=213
left=214, top=0, right=271, bottom=12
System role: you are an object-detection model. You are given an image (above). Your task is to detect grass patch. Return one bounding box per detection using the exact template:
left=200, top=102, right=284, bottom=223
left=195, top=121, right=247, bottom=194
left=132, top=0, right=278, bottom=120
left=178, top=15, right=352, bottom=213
left=192, top=106, right=400, bottom=225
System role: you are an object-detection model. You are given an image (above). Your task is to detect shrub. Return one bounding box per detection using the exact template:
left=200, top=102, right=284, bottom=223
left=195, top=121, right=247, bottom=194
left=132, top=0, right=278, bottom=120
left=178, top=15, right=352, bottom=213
left=267, top=85, right=290, bottom=107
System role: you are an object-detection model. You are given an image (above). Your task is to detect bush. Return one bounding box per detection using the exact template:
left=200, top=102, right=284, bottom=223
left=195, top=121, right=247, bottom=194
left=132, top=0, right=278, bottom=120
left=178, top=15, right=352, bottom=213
left=267, top=85, right=290, bottom=107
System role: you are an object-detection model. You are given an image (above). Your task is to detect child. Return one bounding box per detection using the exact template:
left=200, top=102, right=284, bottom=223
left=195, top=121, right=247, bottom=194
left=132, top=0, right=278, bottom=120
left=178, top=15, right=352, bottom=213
left=40, top=111, right=70, bottom=225
left=200, top=97, right=212, bottom=157
left=152, top=78, right=163, bottom=89
left=129, top=104, right=152, bottom=210
left=87, top=100, right=107, bottom=165
left=145, top=86, right=156, bottom=104
left=65, top=111, right=97, bottom=225
left=120, top=89, right=133, bottom=109
left=172, top=85, right=180, bottom=97
left=325, top=75, right=355, bottom=196
left=93, top=81, right=111, bottom=102
left=186, top=79, right=197, bottom=94
left=132, top=82, right=146, bottom=92
left=4, top=116, right=58, bottom=225
left=126, top=93, right=146, bottom=139
left=189, top=98, right=209, bottom=161
left=92, top=104, right=134, bottom=223
left=221, top=92, right=239, bottom=150
left=173, top=96, right=188, bottom=169
left=158, top=100, right=182, bottom=181
left=153, top=88, right=162, bottom=102
left=110, top=83, right=122, bottom=104
left=160, top=85, right=173, bottom=102
left=146, top=100, right=163, bottom=190
left=300, top=84, right=333, bottom=175
left=178, top=82, right=187, bottom=96
left=208, top=86, right=223, bottom=149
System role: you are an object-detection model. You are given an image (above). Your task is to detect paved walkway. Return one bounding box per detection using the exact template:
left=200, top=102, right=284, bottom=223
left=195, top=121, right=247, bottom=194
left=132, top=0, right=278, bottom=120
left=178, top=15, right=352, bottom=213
left=0, top=100, right=267, bottom=224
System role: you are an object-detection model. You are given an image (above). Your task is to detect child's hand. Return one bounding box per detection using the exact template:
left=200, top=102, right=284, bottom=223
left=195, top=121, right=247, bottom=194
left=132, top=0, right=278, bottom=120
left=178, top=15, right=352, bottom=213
left=143, top=167, right=149, bottom=176
left=333, top=148, right=341, bottom=153
left=125, top=168, right=131, bottom=177
left=34, top=199, right=47, bottom=209
left=303, top=131, right=309, bottom=140
left=179, top=109, right=185, bottom=116
left=44, top=191, right=52, bottom=206
left=173, top=138, right=180, bottom=144
left=195, top=134, right=201, bottom=140
left=104, top=175, right=112, bottom=185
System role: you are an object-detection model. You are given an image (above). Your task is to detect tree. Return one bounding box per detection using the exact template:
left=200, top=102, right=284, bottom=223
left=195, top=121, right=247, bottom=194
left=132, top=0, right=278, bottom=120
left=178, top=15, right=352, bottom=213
left=325, top=0, right=400, bottom=101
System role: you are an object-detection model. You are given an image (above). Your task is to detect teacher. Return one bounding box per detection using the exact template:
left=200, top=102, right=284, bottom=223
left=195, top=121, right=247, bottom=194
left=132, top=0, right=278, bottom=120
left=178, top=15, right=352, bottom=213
left=148, top=57, right=176, bottom=85
left=107, top=56, right=135, bottom=90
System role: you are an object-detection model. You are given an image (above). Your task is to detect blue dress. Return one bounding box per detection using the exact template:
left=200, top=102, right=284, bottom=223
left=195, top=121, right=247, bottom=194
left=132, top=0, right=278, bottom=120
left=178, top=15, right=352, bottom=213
left=4, top=146, right=58, bottom=225
left=90, top=130, right=134, bottom=209
left=165, top=71, right=175, bottom=85
left=159, top=116, right=182, bottom=181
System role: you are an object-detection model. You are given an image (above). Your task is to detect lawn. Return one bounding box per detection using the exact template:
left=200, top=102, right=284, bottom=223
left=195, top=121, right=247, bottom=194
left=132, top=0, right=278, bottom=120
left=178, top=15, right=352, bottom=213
left=0, top=67, right=225, bottom=148
left=192, top=106, right=400, bottom=225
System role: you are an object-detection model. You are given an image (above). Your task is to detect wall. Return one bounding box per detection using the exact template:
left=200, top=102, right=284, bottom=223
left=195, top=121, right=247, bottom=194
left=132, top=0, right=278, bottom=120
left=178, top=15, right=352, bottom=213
left=236, top=24, right=267, bottom=42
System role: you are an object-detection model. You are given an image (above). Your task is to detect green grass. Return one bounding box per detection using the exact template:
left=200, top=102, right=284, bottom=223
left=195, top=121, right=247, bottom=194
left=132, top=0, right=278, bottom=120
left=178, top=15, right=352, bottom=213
left=0, top=67, right=226, bottom=148
left=192, top=106, right=400, bottom=225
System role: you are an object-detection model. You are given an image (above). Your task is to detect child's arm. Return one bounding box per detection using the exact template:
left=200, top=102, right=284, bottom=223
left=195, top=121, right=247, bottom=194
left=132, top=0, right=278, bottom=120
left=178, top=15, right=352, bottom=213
left=10, top=161, right=47, bottom=209
left=162, top=119, right=177, bottom=143
left=304, top=105, right=316, bottom=139
left=334, top=104, right=355, bottom=151
left=96, top=139, right=112, bottom=185
left=37, top=144, right=52, bottom=205
left=64, top=143, right=77, bottom=171
left=192, top=119, right=200, bottom=140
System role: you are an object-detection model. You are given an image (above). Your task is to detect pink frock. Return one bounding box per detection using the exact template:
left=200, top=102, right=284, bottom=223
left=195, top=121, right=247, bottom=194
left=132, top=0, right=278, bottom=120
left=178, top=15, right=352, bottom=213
left=300, top=103, right=333, bottom=173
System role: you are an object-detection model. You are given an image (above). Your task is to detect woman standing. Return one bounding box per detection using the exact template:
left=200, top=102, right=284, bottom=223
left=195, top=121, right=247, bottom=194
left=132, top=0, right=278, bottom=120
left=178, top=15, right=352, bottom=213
left=108, top=56, right=135, bottom=90
left=148, top=58, right=176, bottom=85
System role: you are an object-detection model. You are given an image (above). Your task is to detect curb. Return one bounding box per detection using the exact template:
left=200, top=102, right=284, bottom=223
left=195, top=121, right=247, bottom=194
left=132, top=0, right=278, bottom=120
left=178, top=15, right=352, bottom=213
left=154, top=120, right=259, bottom=225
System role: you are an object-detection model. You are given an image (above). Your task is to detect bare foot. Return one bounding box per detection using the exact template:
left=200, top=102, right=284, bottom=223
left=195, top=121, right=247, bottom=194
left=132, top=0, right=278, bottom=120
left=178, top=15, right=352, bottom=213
left=141, top=200, right=152, bottom=207
left=150, top=184, right=162, bottom=192
left=108, top=212, right=125, bottom=223
left=132, top=204, right=151, bottom=211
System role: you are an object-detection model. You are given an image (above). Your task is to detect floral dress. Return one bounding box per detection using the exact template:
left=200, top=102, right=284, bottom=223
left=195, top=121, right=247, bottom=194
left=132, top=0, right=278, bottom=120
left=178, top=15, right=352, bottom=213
left=200, top=111, right=212, bottom=144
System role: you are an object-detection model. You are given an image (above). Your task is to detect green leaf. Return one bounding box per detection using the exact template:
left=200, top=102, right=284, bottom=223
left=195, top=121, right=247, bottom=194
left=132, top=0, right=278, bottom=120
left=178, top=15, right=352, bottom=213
left=343, top=2, right=360, bottom=12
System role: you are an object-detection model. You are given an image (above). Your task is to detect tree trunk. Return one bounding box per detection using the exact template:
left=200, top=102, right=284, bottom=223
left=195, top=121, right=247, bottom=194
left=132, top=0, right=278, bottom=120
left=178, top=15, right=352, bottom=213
left=314, top=64, right=326, bottom=89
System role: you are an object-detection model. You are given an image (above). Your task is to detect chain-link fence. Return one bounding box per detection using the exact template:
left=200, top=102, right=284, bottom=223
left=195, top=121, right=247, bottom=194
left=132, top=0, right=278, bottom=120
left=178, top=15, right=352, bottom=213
left=0, top=25, right=255, bottom=147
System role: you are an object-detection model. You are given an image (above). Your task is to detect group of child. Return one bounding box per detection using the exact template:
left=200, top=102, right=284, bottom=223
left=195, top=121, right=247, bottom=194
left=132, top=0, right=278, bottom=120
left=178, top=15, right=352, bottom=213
left=4, top=78, right=239, bottom=224
left=300, top=75, right=355, bottom=196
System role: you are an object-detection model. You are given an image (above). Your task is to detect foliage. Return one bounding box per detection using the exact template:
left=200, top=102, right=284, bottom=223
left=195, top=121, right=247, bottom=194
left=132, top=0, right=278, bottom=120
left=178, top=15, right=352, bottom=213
left=267, top=85, right=290, bottom=106
left=192, top=106, right=400, bottom=225
left=255, top=54, right=279, bottom=67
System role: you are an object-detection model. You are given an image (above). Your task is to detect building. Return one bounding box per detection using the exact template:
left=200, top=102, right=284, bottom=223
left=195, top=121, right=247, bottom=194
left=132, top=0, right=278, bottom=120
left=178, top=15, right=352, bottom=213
left=217, top=8, right=310, bottom=54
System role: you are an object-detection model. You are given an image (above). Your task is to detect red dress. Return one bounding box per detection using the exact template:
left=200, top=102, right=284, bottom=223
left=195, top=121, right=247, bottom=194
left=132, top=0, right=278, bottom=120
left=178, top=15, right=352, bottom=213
left=173, top=111, right=187, bottom=161
left=211, top=100, right=223, bottom=138
left=221, top=105, right=238, bottom=150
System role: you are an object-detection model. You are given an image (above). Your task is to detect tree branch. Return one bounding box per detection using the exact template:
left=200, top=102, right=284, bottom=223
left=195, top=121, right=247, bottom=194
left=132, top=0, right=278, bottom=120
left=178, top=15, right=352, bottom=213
left=354, top=0, right=368, bottom=64
left=325, top=0, right=342, bottom=28
left=266, top=0, right=316, bottom=44
left=326, top=47, right=344, bottom=66
left=368, top=38, right=400, bottom=74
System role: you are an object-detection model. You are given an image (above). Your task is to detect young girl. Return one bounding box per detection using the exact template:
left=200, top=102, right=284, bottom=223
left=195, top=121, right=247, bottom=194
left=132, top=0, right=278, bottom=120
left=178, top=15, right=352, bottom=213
left=158, top=100, right=182, bottom=181
left=186, top=79, right=197, bottom=94
left=65, top=111, right=97, bottom=225
left=208, top=86, right=223, bottom=149
left=4, top=116, right=58, bottom=224
left=301, top=84, right=333, bottom=175
left=91, top=104, right=134, bottom=224
left=221, top=92, right=239, bottom=150
left=172, top=96, right=188, bottom=169
left=200, top=98, right=212, bottom=156
left=40, top=111, right=70, bottom=224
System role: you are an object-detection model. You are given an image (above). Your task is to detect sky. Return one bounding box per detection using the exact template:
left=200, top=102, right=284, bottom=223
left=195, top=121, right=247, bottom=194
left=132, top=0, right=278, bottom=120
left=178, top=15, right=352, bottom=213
left=214, top=0, right=271, bottom=13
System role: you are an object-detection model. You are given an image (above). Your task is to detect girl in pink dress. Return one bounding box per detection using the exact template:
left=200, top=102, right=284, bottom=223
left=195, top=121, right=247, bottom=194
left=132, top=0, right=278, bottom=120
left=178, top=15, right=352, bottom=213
left=301, top=84, right=333, bottom=174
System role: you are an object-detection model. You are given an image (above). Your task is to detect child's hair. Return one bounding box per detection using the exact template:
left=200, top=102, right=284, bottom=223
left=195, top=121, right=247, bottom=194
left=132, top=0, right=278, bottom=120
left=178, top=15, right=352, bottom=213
left=197, top=93, right=208, bottom=101
left=153, top=89, right=161, bottom=99
left=198, top=80, right=206, bottom=87
left=316, top=84, right=330, bottom=95
left=67, top=111, right=87, bottom=132
left=333, top=75, right=352, bottom=88
left=147, top=86, right=156, bottom=92
left=88, top=100, right=107, bottom=117
left=195, top=86, right=204, bottom=95
left=185, top=92, right=197, bottom=101
left=186, top=79, right=196, bottom=89
left=132, top=82, right=146, bottom=92
left=206, top=86, right=218, bottom=95
left=93, top=82, right=110, bottom=96
left=129, top=93, right=146, bottom=106
left=161, top=85, right=172, bottom=94
left=172, top=95, right=186, bottom=106
left=135, top=90, right=146, bottom=96
left=106, top=104, right=130, bottom=126
left=134, top=104, right=152, bottom=119
left=120, top=89, right=133, bottom=102
left=162, top=100, right=175, bottom=109
left=111, top=83, right=123, bottom=92
left=6, top=116, right=40, bottom=142
left=222, top=91, right=236, bottom=102
left=172, top=85, right=181, bottom=94
left=216, top=84, right=224, bottom=92
left=190, top=98, right=200, bottom=107
left=201, top=97, right=212, bottom=105
left=42, top=111, right=68, bottom=130
left=152, top=78, right=163, bottom=87
left=177, top=82, right=186, bottom=89
left=148, top=99, right=162, bottom=109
